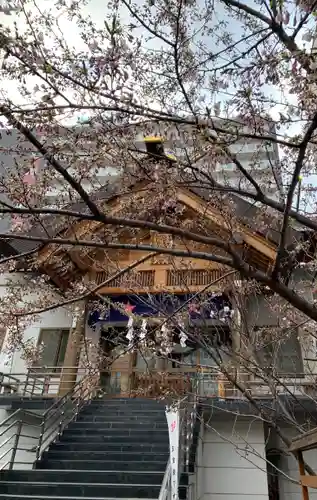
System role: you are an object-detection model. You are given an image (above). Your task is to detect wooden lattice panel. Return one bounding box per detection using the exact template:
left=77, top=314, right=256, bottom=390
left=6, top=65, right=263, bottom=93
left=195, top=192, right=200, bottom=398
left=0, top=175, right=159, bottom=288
left=95, top=270, right=155, bottom=288
left=166, top=268, right=225, bottom=287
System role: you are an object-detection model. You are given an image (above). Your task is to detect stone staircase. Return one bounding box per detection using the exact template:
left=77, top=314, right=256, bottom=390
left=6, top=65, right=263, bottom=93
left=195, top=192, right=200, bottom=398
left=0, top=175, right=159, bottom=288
left=0, top=398, right=186, bottom=500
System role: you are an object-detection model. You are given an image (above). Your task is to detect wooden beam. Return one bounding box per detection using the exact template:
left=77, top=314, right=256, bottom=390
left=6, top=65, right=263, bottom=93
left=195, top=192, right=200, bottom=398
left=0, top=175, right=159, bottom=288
left=95, top=284, right=228, bottom=295
left=176, top=189, right=277, bottom=261
left=289, top=427, right=317, bottom=452
left=298, top=451, right=310, bottom=500
left=301, top=476, right=317, bottom=489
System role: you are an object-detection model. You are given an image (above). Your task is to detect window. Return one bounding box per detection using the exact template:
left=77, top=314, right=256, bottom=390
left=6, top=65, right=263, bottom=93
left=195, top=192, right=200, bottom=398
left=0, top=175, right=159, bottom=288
left=257, top=328, right=303, bottom=376
left=199, top=348, right=218, bottom=367
left=168, top=352, right=182, bottom=369
left=34, top=329, right=70, bottom=372
left=110, top=372, right=121, bottom=394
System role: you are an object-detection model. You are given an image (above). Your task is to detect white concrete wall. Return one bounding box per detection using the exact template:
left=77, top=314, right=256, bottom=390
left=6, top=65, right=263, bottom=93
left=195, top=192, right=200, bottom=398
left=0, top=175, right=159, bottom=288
left=0, top=406, right=71, bottom=470
left=0, top=417, right=41, bottom=470
left=201, top=418, right=269, bottom=500
left=189, top=418, right=204, bottom=500
left=0, top=273, right=73, bottom=376
left=0, top=408, right=44, bottom=470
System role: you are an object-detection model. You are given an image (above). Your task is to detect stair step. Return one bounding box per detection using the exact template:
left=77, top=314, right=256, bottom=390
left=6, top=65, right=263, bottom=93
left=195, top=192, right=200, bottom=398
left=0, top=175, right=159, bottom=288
left=43, top=450, right=169, bottom=462
left=65, top=422, right=168, bottom=434
left=89, top=400, right=165, bottom=407
left=0, top=481, right=162, bottom=498
left=49, top=442, right=169, bottom=452
left=0, top=470, right=165, bottom=485
left=87, top=405, right=165, bottom=411
left=76, top=413, right=166, bottom=420
left=35, top=460, right=168, bottom=471
left=0, top=497, right=156, bottom=500
left=63, top=424, right=168, bottom=441
left=80, top=409, right=165, bottom=416
left=75, top=416, right=167, bottom=424
left=79, top=414, right=165, bottom=420
left=60, top=432, right=168, bottom=443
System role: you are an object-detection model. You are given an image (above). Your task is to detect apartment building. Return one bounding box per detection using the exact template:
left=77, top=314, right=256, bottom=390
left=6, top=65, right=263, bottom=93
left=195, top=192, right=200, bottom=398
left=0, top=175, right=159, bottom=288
left=134, top=117, right=283, bottom=199
left=0, top=115, right=282, bottom=214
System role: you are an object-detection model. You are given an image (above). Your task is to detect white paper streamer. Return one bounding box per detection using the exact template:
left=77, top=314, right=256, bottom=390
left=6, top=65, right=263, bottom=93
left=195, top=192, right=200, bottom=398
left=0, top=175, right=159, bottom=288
left=139, top=319, right=147, bottom=340
left=178, top=321, right=188, bottom=348
left=126, top=316, right=134, bottom=346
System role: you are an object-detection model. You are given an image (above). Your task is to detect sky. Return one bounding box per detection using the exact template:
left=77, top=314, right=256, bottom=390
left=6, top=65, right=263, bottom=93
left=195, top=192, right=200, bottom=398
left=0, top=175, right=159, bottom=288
left=1, top=0, right=317, bottom=203
left=0, top=0, right=311, bottom=120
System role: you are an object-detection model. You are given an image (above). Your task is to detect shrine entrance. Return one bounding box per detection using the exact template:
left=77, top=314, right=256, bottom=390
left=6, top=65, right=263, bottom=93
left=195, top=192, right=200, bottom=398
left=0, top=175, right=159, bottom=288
left=98, top=325, right=196, bottom=398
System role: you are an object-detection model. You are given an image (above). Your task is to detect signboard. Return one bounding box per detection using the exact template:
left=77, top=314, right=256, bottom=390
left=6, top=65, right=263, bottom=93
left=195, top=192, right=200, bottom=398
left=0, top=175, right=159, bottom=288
left=165, top=404, right=180, bottom=500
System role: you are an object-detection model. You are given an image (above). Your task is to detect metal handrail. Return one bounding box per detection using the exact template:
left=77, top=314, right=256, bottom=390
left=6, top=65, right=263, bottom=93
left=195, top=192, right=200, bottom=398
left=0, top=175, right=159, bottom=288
left=0, top=368, right=100, bottom=470
left=0, top=366, right=88, bottom=398
left=0, top=367, right=314, bottom=400
left=159, top=459, right=171, bottom=500
left=42, top=368, right=97, bottom=417
left=35, top=370, right=99, bottom=457
left=38, top=381, right=98, bottom=455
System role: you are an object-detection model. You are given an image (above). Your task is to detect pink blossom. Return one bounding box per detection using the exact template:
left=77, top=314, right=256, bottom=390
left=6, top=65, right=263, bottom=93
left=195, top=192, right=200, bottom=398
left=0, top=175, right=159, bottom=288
left=283, top=11, right=290, bottom=25
left=275, top=12, right=283, bottom=23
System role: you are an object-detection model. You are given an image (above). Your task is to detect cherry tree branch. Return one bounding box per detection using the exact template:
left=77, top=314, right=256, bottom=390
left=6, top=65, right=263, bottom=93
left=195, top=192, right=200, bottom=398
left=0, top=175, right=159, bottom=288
left=119, top=0, right=174, bottom=47
left=3, top=232, right=317, bottom=322
left=9, top=104, right=301, bottom=149
left=1, top=232, right=234, bottom=265
left=272, top=111, right=317, bottom=279
left=292, top=4, right=317, bottom=40
left=221, top=0, right=310, bottom=71
left=17, top=252, right=157, bottom=317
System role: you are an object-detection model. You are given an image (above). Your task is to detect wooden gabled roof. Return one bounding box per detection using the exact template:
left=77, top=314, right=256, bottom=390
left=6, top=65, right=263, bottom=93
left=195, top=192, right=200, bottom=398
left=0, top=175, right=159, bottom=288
left=33, top=181, right=278, bottom=291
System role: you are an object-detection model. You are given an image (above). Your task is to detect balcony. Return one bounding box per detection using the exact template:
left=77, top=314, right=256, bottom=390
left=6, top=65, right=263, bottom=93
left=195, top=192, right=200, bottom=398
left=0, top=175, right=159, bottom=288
left=0, top=367, right=315, bottom=405
left=0, top=367, right=90, bottom=409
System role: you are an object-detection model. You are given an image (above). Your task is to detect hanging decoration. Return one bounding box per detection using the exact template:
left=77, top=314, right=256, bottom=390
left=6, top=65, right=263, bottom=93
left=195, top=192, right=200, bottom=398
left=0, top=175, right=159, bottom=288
left=158, top=322, right=174, bottom=355
left=139, top=319, right=147, bottom=340
left=178, top=320, right=188, bottom=348
left=88, top=293, right=233, bottom=327
left=218, top=305, right=234, bottom=322
left=126, top=316, right=134, bottom=348
left=89, top=294, right=234, bottom=352
left=207, top=293, right=234, bottom=321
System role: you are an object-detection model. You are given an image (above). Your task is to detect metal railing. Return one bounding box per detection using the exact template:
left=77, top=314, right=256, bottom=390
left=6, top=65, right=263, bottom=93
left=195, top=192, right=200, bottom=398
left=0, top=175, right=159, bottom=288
left=101, top=367, right=317, bottom=400
left=196, top=371, right=317, bottom=398
left=0, top=368, right=100, bottom=470
left=0, top=366, right=89, bottom=398
left=2, top=365, right=313, bottom=401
